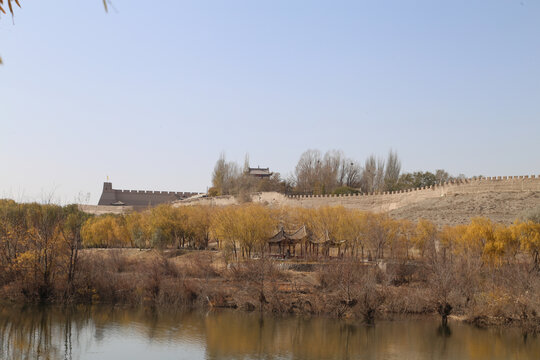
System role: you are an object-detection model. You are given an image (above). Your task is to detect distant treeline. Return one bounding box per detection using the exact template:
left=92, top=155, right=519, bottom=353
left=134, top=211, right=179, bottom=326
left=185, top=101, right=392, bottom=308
left=210, top=150, right=469, bottom=196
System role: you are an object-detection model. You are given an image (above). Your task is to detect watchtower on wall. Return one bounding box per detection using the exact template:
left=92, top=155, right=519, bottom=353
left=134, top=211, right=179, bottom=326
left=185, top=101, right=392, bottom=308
left=97, top=182, right=200, bottom=208
left=248, top=167, right=273, bottom=179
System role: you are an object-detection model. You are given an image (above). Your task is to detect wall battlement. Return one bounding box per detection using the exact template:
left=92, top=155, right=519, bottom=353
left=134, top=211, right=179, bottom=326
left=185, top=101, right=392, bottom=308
left=115, top=189, right=198, bottom=196
left=98, top=182, right=201, bottom=207
left=278, top=175, right=540, bottom=213
left=285, top=175, right=540, bottom=200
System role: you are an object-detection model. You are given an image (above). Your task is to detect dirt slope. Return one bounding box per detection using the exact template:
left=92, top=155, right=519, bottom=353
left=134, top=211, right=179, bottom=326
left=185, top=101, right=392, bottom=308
left=388, top=190, right=539, bottom=226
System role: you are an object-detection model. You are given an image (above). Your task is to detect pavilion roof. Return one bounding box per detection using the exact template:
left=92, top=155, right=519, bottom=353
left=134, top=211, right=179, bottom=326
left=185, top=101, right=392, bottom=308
left=288, top=225, right=308, bottom=240
left=308, top=230, right=347, bottom=246
left=248, top=167, right=272, bottom=176
left=268, top=225, right=309, bottom=244
left=268, top=227, right=288, bottom=243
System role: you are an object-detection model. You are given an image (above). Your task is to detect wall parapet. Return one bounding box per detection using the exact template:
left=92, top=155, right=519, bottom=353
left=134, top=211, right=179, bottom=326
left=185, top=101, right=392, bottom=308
left=285, top=175, right=540, bottom=200
left=116, top=189, right=202, bottom=197
left=98, top=182, right=203, bottom=207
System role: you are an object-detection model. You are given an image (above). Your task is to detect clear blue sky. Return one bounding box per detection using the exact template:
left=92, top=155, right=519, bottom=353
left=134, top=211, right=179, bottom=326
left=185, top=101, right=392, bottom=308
left=1, top=1, right=539, bottom=204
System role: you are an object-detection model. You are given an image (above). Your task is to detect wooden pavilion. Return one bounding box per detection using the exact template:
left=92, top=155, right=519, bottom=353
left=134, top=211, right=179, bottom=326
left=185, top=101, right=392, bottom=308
left=308, top=230, right=347, bottom=257
left=268, top=226, right=309, bottom=257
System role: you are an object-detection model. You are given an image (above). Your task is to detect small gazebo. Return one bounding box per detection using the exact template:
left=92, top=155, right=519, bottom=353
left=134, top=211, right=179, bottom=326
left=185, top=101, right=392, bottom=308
left=268, top=225, right=309, bottom=257
left=308, top=230, right=347, bottom=257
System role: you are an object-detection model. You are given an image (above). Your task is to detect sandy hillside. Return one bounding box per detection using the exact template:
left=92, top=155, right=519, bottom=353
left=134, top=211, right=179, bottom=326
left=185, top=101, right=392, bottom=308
left=388, top=190, right=539, bottom=226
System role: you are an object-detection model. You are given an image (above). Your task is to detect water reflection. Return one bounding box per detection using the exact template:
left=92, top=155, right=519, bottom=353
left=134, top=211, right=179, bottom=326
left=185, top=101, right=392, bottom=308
left=0, top=305, right=538, bottom=360
left=438, top=323, right=452, bottom=336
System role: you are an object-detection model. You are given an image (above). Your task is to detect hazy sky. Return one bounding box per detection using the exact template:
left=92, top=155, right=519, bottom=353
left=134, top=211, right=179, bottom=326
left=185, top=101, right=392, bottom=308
left=1, top=1, right=539, bottom=204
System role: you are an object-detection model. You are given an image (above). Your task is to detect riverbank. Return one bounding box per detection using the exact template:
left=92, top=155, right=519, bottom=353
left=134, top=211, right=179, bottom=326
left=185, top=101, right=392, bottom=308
left=1, top=249, right=538, bottom=333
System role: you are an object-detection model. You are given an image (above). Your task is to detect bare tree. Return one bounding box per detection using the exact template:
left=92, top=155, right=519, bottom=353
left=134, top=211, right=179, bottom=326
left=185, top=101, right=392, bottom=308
left=242, top=153, right=250, bottom=174
left=361, top=155, right=376, bottom=193
left=374, top=157, right=386, bottom=191
left=361, top=155, right=385, bottom=193
left=343, top=160, right=362, bottom=188
left=426, top=253, right=460, bottom=326
left=434, top=169, right=451, bottom=184
left=211, top=153, right=241, bottom=195
left=294, top=149, right=322, bottom=193
left=294, top=149, right=400, bottom=194
left=384, top=150, right=401, bottom=191
left=320, top=150, right=343, bottom=193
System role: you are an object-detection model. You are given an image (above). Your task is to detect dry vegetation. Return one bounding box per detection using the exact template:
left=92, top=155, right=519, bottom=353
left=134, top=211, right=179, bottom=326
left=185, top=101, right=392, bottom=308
left=0, top=199, right=539, bottom=333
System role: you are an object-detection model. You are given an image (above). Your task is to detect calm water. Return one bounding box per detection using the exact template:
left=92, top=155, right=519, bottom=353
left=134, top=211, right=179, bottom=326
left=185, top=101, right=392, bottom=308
left=0, top=305, right=538, bottom=360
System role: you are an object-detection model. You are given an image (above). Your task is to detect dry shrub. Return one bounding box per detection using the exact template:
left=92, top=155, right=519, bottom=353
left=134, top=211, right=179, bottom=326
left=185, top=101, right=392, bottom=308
left=74, top=252, right=143, bottom=305
left=385, top=261, right=418, bottom=286
left=122, top=252, right=185, bottom=305
left=227, top=258, right=284, bottom=282
left=106, top=249, right=133, bottom=273
left=227, top=258, right=286, bottom=312
left=352, top=268, right=386, bottom=323
left=467, top=264, right=540, bottom=332
left=182, top=252, right=219, bottom=279
left=384, top=286, right=432, bottom=314
left=317, top=260, right=385, bottom=322
left=150, top=252, right=182, bottom=278
left=156, top=278, right=201, bottom=307
left=235, top=190, right=252, bottom=204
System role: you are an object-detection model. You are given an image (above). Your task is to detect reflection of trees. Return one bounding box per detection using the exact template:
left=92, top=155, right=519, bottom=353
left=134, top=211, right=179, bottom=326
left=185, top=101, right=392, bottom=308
left=0, top=306, right=539, bottom=359
left=204, top=313, right=540, bottom=360
left=0, top=305, right=96, bottom=360
left=0, top=306, right=61, bottom=359
left=437, top=323, right=452, bottom=338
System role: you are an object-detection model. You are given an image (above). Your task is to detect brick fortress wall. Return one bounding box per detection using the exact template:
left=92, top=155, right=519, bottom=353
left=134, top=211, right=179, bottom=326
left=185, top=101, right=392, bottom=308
left=97, top=182, right=201, bottom=207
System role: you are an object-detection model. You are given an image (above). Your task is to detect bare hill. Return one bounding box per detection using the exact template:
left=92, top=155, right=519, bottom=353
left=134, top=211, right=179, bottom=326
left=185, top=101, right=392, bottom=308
left=388, top=190, right=539, bottom=226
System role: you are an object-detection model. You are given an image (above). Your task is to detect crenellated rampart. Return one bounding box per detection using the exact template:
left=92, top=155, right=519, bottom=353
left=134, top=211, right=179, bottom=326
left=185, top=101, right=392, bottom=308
left=97, top=182, right=202, bottom=207
left=282, top=175, right=540, bottom=212
left=115, top=189, right=200, bottom=197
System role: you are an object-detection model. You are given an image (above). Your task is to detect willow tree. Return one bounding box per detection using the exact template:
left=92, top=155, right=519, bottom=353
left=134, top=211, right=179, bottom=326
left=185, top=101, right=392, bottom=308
left=0, top=0, right=20, bottom=18
left=125, top=211, right=151, bottom=249
left=185, top=206, right=213, bottom=249
left=212, top=204, right=277, bottom=259
left=511, top=220, right=540, bottom=269
left=148, top=205, right=188, bottom=249
left=412, top=219, right=438, bottom=259
left=212, top=206, right=241, bottom=259
left=81, top=215, right=130, bottom=248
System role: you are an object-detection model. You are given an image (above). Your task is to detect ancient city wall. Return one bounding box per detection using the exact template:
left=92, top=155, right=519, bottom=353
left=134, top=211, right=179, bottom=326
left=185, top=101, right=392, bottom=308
left=85, top=176, right=540, bottom=215
left=98, top=182, right=201, bottom=207
left=173, top=175, right=540, bottom=213
left=282, top=175, right=540, bottom=212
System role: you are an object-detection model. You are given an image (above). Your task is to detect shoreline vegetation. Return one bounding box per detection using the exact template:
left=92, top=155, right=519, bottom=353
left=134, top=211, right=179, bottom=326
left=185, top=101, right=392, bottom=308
left=0, top=199, right=539, bottom=334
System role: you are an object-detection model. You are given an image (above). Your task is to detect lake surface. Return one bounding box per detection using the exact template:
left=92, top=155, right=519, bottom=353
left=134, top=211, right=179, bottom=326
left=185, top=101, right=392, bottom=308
left=0, top=305, right=538, bottom=360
